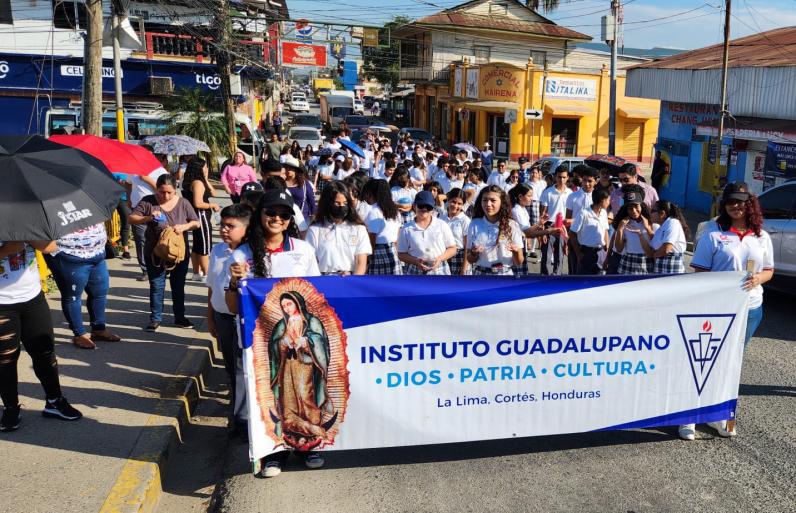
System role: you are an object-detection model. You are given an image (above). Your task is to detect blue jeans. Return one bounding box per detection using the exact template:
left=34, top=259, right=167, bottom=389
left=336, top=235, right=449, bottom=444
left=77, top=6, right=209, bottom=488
left=146, top=254, right=189, bottom=323
left=744, top=305, right=763, bottom=347
left=45, top=252, right=109, bottom=337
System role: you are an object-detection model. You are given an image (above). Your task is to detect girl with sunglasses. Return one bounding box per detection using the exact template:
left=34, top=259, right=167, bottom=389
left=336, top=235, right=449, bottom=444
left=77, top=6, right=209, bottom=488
left=397, top=191, right=457, bottom=275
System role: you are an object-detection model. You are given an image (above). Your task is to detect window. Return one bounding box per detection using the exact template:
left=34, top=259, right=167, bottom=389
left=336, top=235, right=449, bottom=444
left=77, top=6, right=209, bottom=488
left=758, top=184, right=796, bottom=220
left=53, top=1, right=87, bottom=30
left=473, top=45, right=491, bottom=64
left=531, top=50, right=547, bottom=69
left=0, top=0, right=12, bottom=24
left=489, top=3, right=508, bottom=15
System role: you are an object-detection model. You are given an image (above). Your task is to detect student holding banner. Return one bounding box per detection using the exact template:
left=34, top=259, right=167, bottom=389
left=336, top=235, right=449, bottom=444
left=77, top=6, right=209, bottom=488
left=362, top=179, right=403, bottom=275
left=305, top=182, right=372, bottom=275
left=397, top=191, right=458, bottom=275
left=686, top=182, right=775, bottom=439
left=225, top=189, right=323, bottom=477
left=465, top=186, right=524, bottom=276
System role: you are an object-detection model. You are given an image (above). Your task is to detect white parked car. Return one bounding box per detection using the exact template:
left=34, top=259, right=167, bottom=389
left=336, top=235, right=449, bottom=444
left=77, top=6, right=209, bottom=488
left=353, top=98, right=365, bottom=114
left=290, top=97, right=310, bottom=112
left=288, top=127, right=324, bottom=152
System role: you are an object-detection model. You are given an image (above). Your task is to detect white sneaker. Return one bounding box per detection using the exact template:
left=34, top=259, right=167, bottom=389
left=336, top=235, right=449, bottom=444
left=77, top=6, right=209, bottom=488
left=707, top=420, right=737, bottom=438
left=263, top=460, right=281, bottom=478
left=678, top=424, right=696, bottom=441
left=303, top=452, right=325, bottom=469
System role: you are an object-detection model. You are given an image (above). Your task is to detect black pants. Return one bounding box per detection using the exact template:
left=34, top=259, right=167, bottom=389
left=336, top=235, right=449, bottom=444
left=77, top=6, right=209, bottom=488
left=541, top=233, right=565, bottom=276
left=132, top=223, right=147, bottom=272
left=116, top=201, right=132, bottom=248
left=578, top=246, right=602, bottom=275
left=213, top=311, right=246, bottom=426
left=0, top=292, right=62, bottom=406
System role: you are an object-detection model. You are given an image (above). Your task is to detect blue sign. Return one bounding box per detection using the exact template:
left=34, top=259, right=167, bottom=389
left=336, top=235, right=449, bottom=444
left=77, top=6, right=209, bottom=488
left=764, top=141, right=796, bottom=178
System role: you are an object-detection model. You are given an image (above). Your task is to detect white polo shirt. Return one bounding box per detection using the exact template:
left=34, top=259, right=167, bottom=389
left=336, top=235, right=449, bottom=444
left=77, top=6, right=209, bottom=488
left=566, top=188, right=593, bottom=221
left=620, top=219, right=648, bottom=255
left=441, top=212, right=471, bottom=249
left=487, top=170, right=509, bottom=188
left=466, top=217, right=523, bottom=269
left=572, top=207, right=609, bottom=248
left=391, top=186, right=416, bottom=208
left=651, top=217, right=687, bottom=254
left=305, top=221, right=372, bottom=273
left=365, top=204, right=401, bottom=244
left=230, top=238, right=320, bottom=279
left=531, top=179, right=547, bottom=202
left=206, top=242, right=234, bottom=314
left=512, top=204, right=531, bottom=233
left=691, top=226, right=774, bottom=308
left=355, top=200, right=371, bottom=221
left=540, top=185, right=572, bottom=221
left=128, top=167, right=168, bottom=207
left=397, top=217, right=456, bottom=260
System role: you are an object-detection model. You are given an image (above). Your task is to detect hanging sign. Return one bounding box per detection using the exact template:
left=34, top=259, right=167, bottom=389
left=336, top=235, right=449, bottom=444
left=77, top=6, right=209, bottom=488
left=281, top=42, right=328, bottom=67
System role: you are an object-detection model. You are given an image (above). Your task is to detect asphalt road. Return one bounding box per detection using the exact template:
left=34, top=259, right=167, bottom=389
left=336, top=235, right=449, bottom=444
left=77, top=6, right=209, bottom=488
left=208, top=285, right=795, bottom=513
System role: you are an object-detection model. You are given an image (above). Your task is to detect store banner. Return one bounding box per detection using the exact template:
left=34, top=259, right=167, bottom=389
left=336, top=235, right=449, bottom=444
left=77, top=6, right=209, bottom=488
left=281, top=41, right=328, bottom=67
left=238, top=273, right=748, bottom=461
left=764, top=141, right=796, bottom=180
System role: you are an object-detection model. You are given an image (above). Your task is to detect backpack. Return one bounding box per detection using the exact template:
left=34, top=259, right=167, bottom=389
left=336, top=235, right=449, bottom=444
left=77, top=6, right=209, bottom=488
left=153, top=227, right=186, bottom=270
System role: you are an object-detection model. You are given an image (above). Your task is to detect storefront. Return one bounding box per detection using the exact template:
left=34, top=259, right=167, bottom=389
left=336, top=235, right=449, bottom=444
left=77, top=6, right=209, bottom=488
left=413, top=61, right=661, bottom=163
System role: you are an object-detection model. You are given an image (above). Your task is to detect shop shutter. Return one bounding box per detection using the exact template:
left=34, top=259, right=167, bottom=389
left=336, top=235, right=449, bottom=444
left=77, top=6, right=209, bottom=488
left=623, top=122, right=643, bottom=160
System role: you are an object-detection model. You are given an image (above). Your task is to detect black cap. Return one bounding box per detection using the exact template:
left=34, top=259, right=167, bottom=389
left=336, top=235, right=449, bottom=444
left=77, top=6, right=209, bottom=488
left=261, top=158, right=283, bottom=174
left=240, top=181, right=263, bottom=194
left=723, top=181, right=751, bottom=202
left=414, top=190, right=436, bottom=208
left=259, top=189, right=294, bottom=210
left=518, top=156, right=528, bottom=165
left=624, top=190, right=644, bottom=205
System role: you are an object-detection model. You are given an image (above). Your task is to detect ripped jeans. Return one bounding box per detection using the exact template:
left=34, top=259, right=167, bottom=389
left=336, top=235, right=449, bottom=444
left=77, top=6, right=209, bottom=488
left=0, top=292, right=62, bottom=407
left=45, top=252, right=109, bottom=337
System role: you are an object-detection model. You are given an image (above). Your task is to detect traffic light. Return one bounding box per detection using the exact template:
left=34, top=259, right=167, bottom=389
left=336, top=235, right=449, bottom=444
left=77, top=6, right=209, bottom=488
left=337, top=60, right=344, bottom=76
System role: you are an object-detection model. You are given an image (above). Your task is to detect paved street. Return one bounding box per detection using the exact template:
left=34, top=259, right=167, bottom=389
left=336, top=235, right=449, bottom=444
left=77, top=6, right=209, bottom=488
left=212, top=287, right=795, bottom=513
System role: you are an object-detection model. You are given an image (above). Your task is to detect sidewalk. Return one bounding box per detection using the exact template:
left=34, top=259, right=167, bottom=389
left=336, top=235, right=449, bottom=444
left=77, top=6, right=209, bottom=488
left=0, top=256, right=221, bottom=513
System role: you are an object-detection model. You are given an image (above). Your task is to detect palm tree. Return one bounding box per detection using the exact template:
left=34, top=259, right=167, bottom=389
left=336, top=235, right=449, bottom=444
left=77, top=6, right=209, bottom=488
left=526, top=0, right=560, bottom=13
left=165, top=87, right=231, bottom=170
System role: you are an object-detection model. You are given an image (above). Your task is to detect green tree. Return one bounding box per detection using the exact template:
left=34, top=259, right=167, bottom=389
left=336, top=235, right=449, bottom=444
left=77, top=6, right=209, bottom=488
left=361, top=16, right=411, bottom=91
left=526, top=0, right=560, bottom=12
left=164, top=87, right=231, bottom=170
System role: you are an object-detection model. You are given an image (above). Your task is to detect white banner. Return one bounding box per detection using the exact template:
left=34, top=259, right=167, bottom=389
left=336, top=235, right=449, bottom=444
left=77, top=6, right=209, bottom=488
left=239, top=273, right=749, bottom=463
left=542, top=77, right=596, bottom=101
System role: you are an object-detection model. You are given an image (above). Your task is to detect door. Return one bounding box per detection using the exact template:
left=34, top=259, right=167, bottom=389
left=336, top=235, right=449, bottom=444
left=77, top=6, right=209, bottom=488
left=758, top=183, right=796, bottom=278
left=551, top=118, right=577, bottom=156
left=623, top=121, right=644, bottom=161
left=488, top=113, right=511, bottom=159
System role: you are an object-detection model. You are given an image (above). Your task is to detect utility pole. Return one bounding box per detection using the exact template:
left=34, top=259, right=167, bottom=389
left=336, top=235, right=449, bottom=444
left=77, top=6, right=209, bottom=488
left=608, top=0, right=619, bottom=155
left=215, top=0, right=238, bottom=158
left=712, top=0, right=732, bottom=216
left=111, top=0, right=125, bottom=142
left=83, top=0, right=104, bottom=136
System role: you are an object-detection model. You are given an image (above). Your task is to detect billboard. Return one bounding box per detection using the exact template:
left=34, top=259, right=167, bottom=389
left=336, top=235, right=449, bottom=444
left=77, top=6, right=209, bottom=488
left=281, top=42, right=328, bottom=67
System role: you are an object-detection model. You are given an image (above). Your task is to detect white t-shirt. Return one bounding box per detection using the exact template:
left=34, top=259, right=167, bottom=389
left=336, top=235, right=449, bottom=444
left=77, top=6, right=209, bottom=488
left=128, top=167, right=169, bottom=207
left=0, top=243, right=41, bottom=304
left=355, top=200, right=371, bottom=222
left=531, top=179, right=547, bottom=202
left=207, top=242, right=235, bottom=314
left=651, top=217, right=687, bottom=254
left=573, top=207, right=609, bottom=248
left=53, top=223, right=107, bottom=259
left=335, top=168, right=355, bottom=181
left=511, top=204, right=531, bottom=233
left=566, top=188, right=592, bottom=221
left=691, top=226, right=775, bottom=308
left=391, top=186, right=417, bottom=208
left=365, top=204, right=401, bottom=244
left=466, top=217, right=523, bottom=269
left=621, top=219, right=648, bottom=255
left=487, top=170, right=509, bottom=188
left=230, top=238, right=320, bottom=279
left=317, top=163, right=336, bottom=179
left=409, top=167, right=427, bottom=186
left=293, top=205, right=308, bottom=232
left=397, top=217, right=456, bottom=260
left=441, top=212, right=471, bottom=249
left=305, top=221, right=372, bottom=273
left=540, top=186, right=572, bottom=222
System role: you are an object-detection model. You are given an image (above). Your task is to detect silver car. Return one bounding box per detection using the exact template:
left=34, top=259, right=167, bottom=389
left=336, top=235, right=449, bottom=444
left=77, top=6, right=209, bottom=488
left=759, top=181, right=796, bottom=291
left=287, top=127, right=324, bottom=152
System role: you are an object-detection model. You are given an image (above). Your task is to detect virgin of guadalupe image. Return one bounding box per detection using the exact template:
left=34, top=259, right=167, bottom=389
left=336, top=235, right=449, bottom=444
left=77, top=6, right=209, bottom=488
left=269, top=291, right=338, bottom=448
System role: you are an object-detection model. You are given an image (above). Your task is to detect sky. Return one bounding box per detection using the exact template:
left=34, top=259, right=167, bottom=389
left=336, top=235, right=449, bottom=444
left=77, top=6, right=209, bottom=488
left=285, top=0, right=796, bottom=50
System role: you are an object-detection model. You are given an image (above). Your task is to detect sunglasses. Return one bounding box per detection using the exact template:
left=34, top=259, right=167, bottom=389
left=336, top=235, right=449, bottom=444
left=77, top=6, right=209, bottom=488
left=263, top=209, right=293, bottom=220
left=619, top=177, right=631, bottom=183
left=416, top=205, right=434, bottom=212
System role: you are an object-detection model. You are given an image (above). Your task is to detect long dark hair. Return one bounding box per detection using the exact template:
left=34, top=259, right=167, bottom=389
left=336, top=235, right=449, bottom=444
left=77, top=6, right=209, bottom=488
left=655, top=200, right=691, bottom=240
left=182, top=158, right=208, bottom=196
left=313, top=181, right=364, bottom=226
left=612, top=184, right=651, bottom=229
left=508, top=183, right=532, bottom=207
left=716, top=196, right=764, bottom=236
left=472, top=185, right=513, bottom=243
left=246, top=193, right=300, bottom=278
left=290, top=141, right=301, bottom=158
left=361, top=179, right=398, bottom=220
left=389, top=168, right=411, bottom=189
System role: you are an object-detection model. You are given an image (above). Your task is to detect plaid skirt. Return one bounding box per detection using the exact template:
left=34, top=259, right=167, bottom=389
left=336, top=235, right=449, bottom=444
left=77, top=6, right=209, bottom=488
left=449, top=248, right=466, bottom=276
left=400, top=210, right=415, bottom=225
left=617, top=253, right=650, bottom=275
left=316, top=178, right=331, bottom=195
left=368, top=243, right=402, bottom=275
left=403, top=261, right=451, bottom=276
left=472, top=265, right=514, bottom=276
left=653, top=253, right=685, bottom=274
left=527, top=201, right=541, bottom=225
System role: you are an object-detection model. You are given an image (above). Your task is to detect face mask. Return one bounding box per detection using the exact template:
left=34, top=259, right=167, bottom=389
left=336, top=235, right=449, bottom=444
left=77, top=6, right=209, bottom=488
left=330, top=205, right=349, bottom=219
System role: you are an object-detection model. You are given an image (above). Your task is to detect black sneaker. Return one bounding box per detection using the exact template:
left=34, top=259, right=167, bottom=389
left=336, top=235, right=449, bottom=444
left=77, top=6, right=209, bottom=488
left=145, top=322, right=160, bottom=332
left=1, top=405, right=21, bottom=432
left=136, top=271, right=148, bottom=282
left=174, top=318, right=195, bottom=329
left=42, top=397, right=82, bottom=421
left=121, top=251, right=132, bottom=260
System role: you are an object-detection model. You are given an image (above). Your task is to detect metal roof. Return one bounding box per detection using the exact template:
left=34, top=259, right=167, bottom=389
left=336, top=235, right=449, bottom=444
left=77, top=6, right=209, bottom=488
left=630, top=26, right=796, bottom=70
left=404, top=12, right=591, bottom=41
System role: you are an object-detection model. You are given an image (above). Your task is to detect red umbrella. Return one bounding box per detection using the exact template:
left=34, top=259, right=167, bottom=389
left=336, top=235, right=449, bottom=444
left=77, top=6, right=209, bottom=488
left=49, top=134, right=163, bottom=176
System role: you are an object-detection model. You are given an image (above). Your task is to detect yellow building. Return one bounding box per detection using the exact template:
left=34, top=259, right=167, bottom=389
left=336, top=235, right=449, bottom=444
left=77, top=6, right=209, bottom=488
left=414, top=60, right=661, bottom=164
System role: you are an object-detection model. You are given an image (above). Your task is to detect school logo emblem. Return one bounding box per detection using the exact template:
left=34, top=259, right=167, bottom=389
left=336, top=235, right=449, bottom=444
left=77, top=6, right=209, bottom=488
left=676, top=314, right=736, bottom=395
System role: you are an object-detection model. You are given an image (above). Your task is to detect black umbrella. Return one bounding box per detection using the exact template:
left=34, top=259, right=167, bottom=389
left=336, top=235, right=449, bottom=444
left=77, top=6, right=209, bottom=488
left=0, top=135, right=124, bottom=241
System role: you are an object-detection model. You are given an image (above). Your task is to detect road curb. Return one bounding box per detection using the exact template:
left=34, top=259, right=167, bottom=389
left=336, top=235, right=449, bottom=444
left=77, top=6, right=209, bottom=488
left=98, top=345, right=213, bottom=513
